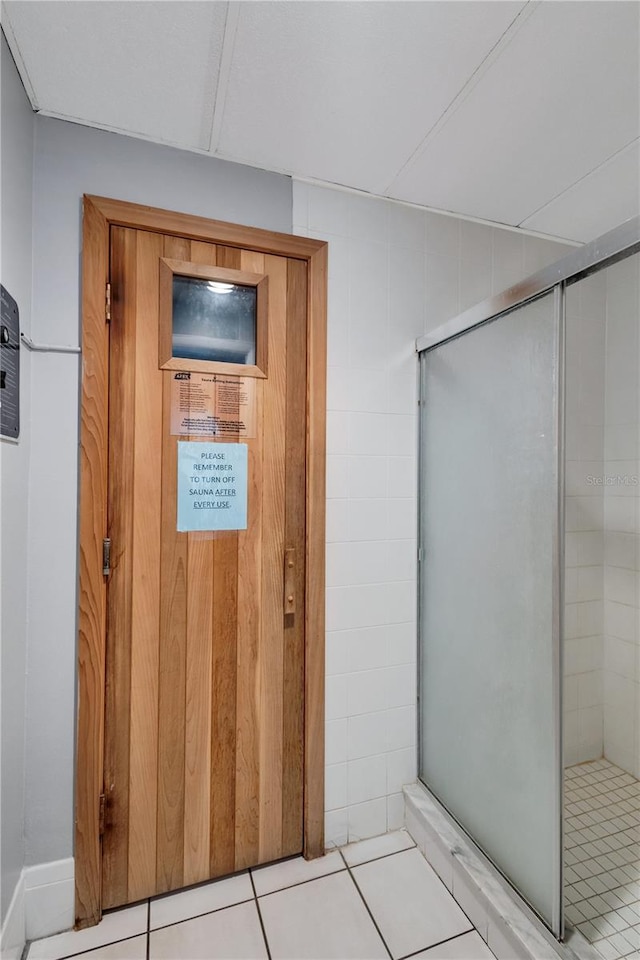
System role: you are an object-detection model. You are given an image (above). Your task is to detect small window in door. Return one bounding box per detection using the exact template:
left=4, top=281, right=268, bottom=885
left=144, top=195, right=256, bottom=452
left=159, top=259, right=268, bottom=378
left=172, top=276, right=257, bottom=365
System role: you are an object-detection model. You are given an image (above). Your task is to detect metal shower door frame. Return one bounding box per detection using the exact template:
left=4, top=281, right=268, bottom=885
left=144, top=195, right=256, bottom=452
left=416, top=215, right=640, bottom=940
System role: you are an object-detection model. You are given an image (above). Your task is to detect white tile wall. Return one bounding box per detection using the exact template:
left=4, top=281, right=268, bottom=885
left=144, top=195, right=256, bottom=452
left=603, top=253, right=640, bottom=778
left=293, top=181, right=572, bottom=843
left=564, top=278, right=607, bottom=766
left=564, top=252, right=640, bottom=776
left=295, top=182, right=421, bottom=844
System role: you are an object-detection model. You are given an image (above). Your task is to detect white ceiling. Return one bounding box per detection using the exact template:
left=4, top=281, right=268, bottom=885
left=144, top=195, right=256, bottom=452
left=2, top=0, right=639, bottom=243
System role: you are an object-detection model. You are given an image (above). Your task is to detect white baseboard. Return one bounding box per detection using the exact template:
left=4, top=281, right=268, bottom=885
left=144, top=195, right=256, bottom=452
left=0, top=871, right=25, bottom=960
left=1, top=858, right=75, bottom=957
left=24, top=859, right=74, bottom=943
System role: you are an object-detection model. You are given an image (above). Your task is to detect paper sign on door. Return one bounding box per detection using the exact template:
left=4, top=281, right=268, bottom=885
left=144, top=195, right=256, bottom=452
left=171, top=372, right=256, bottom=439
left=177, top=441, right=248, bottom=532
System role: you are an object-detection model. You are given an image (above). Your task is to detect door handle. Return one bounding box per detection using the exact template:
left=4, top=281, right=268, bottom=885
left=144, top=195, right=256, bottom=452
left=284, top=548, right=296, bottom=615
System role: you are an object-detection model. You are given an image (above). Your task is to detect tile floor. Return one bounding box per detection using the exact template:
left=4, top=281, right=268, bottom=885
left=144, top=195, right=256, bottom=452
left=564, top=759, right=640, bottom=960
left=27, top=831, right=496, bottom=960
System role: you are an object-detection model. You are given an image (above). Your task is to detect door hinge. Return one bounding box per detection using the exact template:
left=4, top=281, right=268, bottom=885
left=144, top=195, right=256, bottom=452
left=105, top=282, right=111, bottom=323
left=99, top=793, right=106, bottom=836
left=102, top=538, right=111, bottom=576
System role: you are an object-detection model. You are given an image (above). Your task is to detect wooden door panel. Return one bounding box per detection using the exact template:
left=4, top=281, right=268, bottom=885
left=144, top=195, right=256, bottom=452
left=183, top=240, right=217, bottom=889
left=127, top=230, right=163, bottom=902
left=103, top=225, right=135, bottom=909
left=209, top=530, right=238, bottom=878
left=256, top=253, right=287, bottom=864
left=103, top=228, right=307, bottom=908
left=155, top=235, right=189, bottom=897
left=282, top=257, right=308, bottom=854
left=233, top=247, right=264, bottom=873
left=187, top=240, right=239, bottom=880
left=207, top=243, right=242, bottom=881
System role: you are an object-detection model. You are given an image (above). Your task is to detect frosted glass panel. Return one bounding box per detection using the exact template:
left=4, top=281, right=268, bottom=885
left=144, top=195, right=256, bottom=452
left=172, top=275, right=257, bottom=364
left=419, top=293, right=561, bottom=931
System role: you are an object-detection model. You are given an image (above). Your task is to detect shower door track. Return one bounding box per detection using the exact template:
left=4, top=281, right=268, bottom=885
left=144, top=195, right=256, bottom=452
left=416, top=215, right=640, bottom=355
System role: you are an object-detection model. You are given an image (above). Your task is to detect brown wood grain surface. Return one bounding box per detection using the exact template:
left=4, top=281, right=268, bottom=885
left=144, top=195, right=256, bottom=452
left=183, top=240, right=216, bottom=886
left=81, top=199, right=326, bottom=921
left=75, top=198, right=110, bottom=928
left=155, top=235, right=191, bottom=895
left=127, top=231, right=163, bottom=902
left=233, top=247, right=264, bottom=871
left=85, top=195, right=325, bottom=260
left=304, top=243, right=328, bottom=859
left=209, top=527, right=238, bottom=877
left=210, top=244, right=243, bottom=877
left=258, top=254, right=287, bottom=863
left=102, top=226, right=136, bottom=908
left=283, top=257, right=308, bottom=856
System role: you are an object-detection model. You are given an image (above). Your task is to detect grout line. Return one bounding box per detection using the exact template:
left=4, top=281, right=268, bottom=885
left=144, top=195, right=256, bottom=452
left=146, top=900, right=150, bottom=960
left=342, top=842, right=417, bottom=870
left=253, top=866, right=347, bottom=899
left=398, top=930, right=482, bottom=960
left=249, top=869, right=272, bottom=960
left=563, top=760, right=640, bottom=948
left=338, top=849, right=393, bottom=960
left=147, top=896, right=255, bottom=934
left=53, top=934, right=150, bottom=960
left=146, top=869, right=250, bottom=905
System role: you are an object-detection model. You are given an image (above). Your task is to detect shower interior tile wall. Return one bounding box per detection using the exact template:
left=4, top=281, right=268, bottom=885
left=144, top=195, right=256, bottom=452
left=564, top=253, right=640, bottom=777
left=603, top=254, right=640, bottom=778
left=564, top=276, right=607, bottom=767
left=291, top=181, right=572, bottom=846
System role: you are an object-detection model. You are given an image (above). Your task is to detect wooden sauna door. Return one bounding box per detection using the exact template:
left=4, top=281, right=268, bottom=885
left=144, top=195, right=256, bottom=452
left=102, top=225, right=307, bottom=908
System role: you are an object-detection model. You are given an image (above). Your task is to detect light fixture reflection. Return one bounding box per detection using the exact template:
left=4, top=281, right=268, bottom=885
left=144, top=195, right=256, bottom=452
left=208, top=281, right=234, bottom=294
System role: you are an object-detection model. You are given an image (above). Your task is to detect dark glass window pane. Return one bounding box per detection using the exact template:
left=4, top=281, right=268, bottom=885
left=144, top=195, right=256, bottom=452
left=172, top=276, right=257, bottom=365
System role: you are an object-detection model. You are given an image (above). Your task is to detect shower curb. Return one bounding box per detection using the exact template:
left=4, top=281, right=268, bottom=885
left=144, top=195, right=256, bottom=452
left=403, top=782, right=602, bottom=960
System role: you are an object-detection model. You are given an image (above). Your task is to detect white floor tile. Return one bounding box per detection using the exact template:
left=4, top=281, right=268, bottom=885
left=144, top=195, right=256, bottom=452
left=565, top=758, right=640, bottom=951
left=342, top=829, right=414, bottom=866
left=258, top=870, right=387, bottom=960
left=27, top=905, right=148, bottom=960
left=150, top=872, right=252, bottom=929
left=150, top=901, right=267, bottom=960
left=412, top=931, right=496, bottom=959
left=67, top=936, right=147, bottom=960
left=352, top=848, right=472, bottom=960
left=251, top=851, right=345, bottom=896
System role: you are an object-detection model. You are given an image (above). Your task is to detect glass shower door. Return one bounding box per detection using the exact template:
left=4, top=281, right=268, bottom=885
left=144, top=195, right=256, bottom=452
left=418, top=291, right=563, bottom=934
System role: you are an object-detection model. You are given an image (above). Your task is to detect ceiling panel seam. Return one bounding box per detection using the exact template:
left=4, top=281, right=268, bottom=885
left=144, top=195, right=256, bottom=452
left=293, top=176, right=580, bottom=245
left=381, top=0, right=539, bottom=197
left=28, top=108, right=294, bottom=177
left=518, top=136, right=640, bottom=228
left=1, top=9, right=39, bottom=110
left=196, top=1, right=229, bottom=152
left=208, top=0, right=241, bottom=154
left=29, top=109, right=225, bottom=155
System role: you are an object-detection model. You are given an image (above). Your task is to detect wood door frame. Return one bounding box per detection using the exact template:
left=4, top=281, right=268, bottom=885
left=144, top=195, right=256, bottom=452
left=76, top=195, right=327, bottom=929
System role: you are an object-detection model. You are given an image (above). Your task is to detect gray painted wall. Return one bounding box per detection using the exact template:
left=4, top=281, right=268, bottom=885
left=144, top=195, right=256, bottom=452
left=25, top=117, right=292, bottom=866
left=0, top=31, right=34, bottom=922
